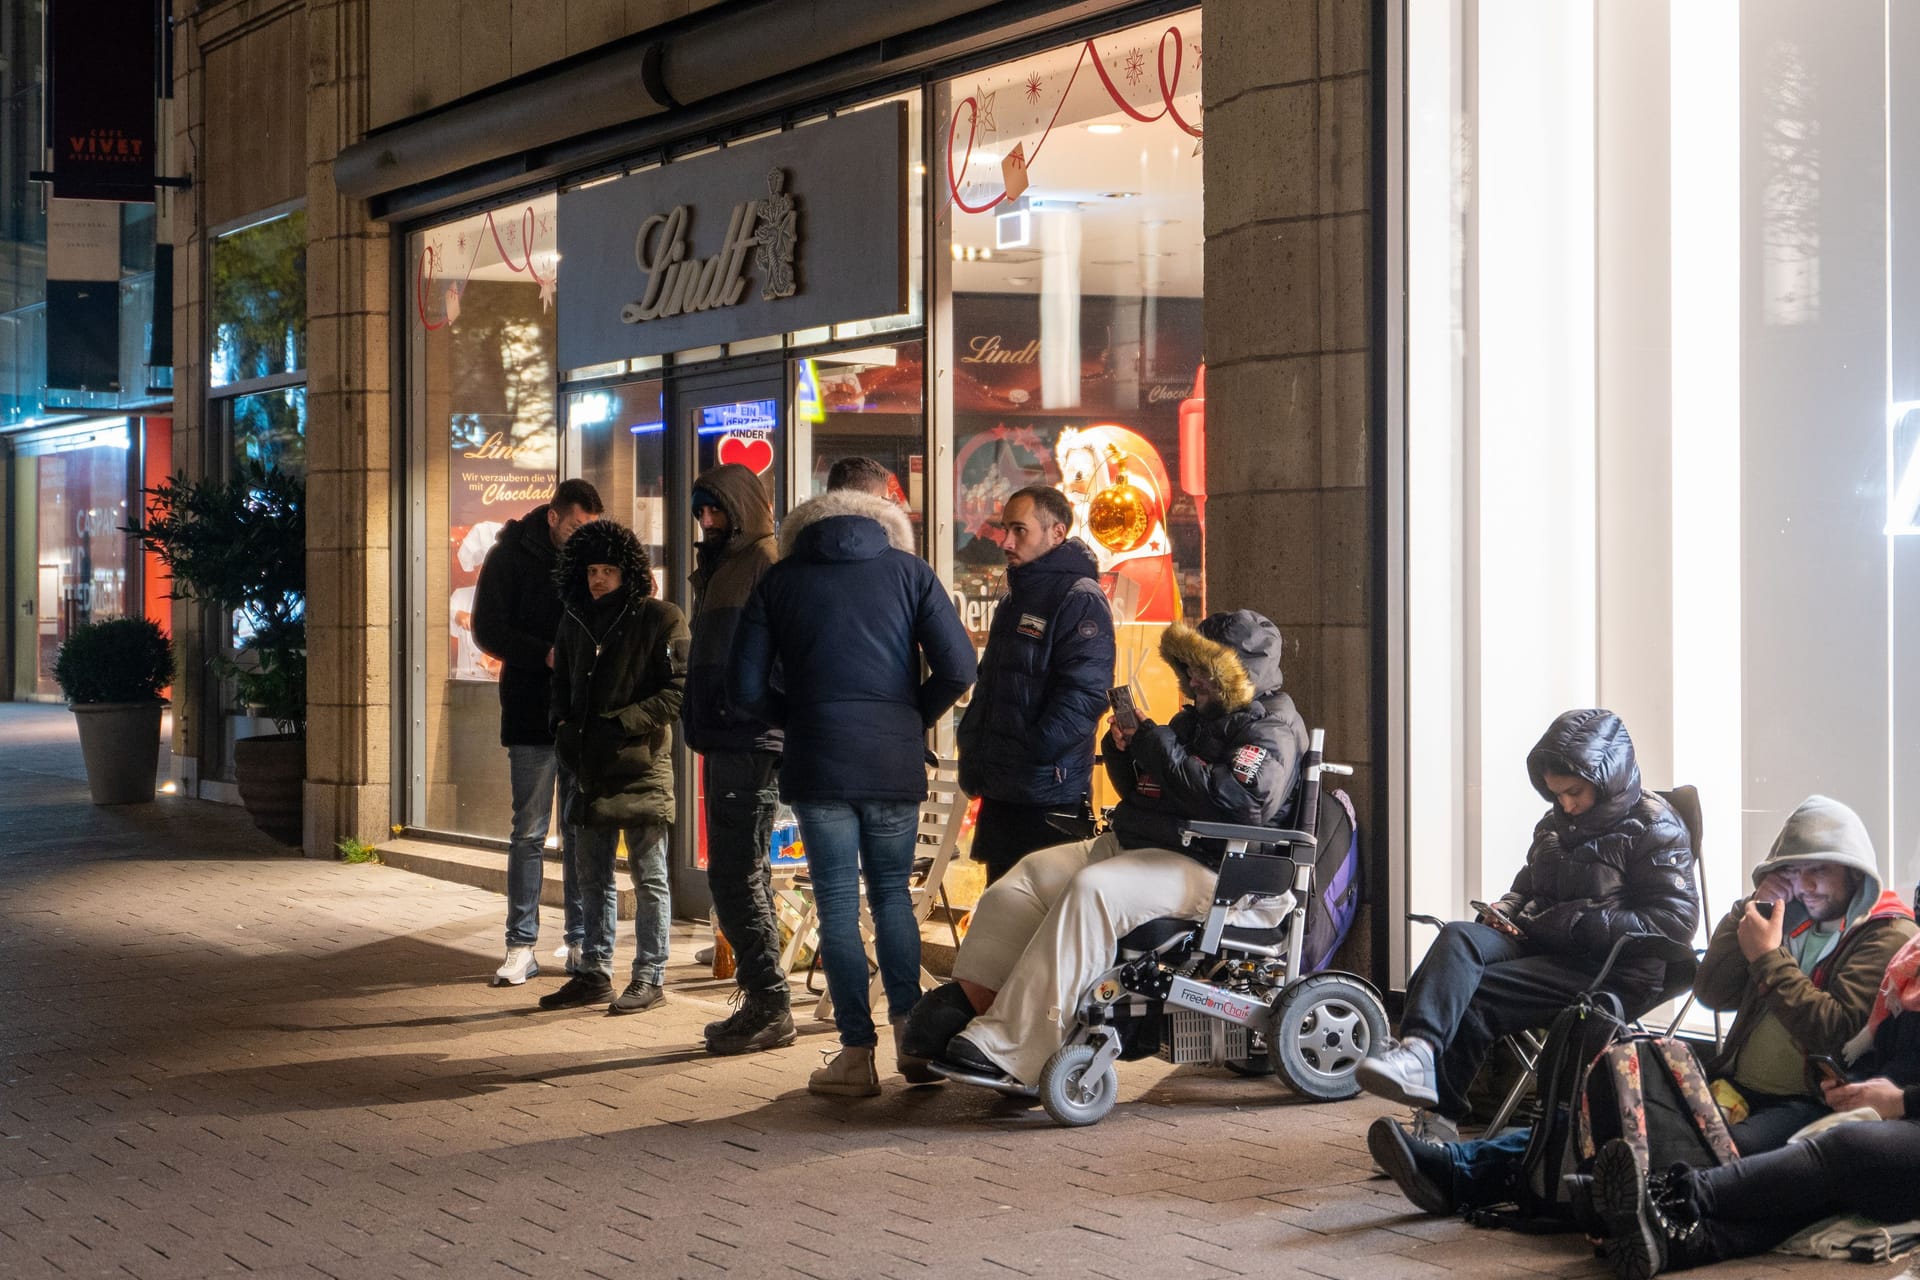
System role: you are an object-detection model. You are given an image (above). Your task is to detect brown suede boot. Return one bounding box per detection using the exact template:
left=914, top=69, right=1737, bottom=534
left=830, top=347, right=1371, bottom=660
left=808, top=1045, right=881, bottom=1097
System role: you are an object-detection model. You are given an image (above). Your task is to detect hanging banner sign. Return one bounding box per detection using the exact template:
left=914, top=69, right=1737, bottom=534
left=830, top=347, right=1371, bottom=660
left=559, top=103, right=907, bottom=368
left=48, top=0, right=159, bottom=202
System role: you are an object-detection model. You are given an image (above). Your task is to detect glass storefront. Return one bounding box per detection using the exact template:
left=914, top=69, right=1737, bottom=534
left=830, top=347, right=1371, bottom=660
left=395, top=13, right=1205, bottom=899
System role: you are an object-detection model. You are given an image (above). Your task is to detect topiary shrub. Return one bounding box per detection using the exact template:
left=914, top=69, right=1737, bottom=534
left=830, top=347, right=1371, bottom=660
left=53, top=617, right=174, bottom=705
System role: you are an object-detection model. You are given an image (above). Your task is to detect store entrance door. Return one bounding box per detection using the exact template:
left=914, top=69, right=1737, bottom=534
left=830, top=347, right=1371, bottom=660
left=666, top=362, right=789, bottom=920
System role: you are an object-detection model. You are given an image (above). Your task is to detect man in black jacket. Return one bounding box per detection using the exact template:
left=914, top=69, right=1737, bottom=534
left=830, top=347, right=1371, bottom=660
left=917, top=611, right=1307, bottom=1087
left=684, top=463, right=792, bottom=1056
left=1356, top=709, right=1698, bottom=1124
left=957, top=486, right=1115, bottom=883
left=731, top=488, right=976, bottom=1096
left=470, top=478, right=603, bottom=987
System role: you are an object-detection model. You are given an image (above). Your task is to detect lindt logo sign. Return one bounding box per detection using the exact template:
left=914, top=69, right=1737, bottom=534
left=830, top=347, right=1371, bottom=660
left=621, top=168, right=800, bottom=325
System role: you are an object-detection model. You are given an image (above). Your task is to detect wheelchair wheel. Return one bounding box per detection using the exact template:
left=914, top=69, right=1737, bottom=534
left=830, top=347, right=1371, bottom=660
left=1038, top=1044, right=1119, bottom=1127
left=1267, top=973, right=1387, bottom=1101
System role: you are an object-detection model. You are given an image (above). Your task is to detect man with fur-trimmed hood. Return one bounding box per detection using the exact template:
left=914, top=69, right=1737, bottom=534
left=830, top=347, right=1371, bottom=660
left=540, top=520, right=689, bottom=1015
left=904, top=609, right=1309, bottom=1088
left=730, top=484, right=976, bottom=1097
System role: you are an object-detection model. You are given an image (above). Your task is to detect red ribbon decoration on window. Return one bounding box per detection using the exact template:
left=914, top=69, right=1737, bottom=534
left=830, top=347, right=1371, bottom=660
left=415, top=205, right=548, bottom=331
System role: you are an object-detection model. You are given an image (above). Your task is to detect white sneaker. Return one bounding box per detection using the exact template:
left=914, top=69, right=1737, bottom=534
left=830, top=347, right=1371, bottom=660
left=694, top=944, right=716, bottom=966
left=566, top=943, right=584, bottom=975
left=1408, top=1108, right=1460, bottom=1144
left=492, top=945, right=540, bottom=986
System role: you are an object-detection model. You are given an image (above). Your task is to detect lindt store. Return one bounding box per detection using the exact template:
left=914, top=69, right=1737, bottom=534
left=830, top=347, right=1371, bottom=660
left=395, top=10, right=1208, bottom=909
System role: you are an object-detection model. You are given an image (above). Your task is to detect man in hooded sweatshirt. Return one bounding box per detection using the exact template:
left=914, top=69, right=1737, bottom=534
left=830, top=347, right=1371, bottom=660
left=684, top=463, right=793, bottom=1056
left=1356, top=710, right=1698, bottom=1128
left=1371, top=794, right=1915, bottom=1218
left=729, top=486, right=976, bottom=1096
left=909, top=610, right=1309, bottom=1089
left=956, top=486, right=1115, bottom=884
left=543, top=520, right=690, bottom=1015
left=470, top=478, right=605, bottom=987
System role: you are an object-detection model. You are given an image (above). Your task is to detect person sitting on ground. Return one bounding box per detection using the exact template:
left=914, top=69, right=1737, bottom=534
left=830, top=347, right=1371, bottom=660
left=1370, top=793, right=1917, bottom=1216
left=902, top=610, right=1307, bottom=1087
left=1586, top=984, right=1920, bottom=1279
left=540, top=520, right=689, bottom=1015
left=1356, top=710, right=1699, bottom=1128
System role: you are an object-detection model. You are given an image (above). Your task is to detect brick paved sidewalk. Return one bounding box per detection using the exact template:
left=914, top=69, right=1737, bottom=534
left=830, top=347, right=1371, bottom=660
left=0, top=705, right=1890, bottom=1279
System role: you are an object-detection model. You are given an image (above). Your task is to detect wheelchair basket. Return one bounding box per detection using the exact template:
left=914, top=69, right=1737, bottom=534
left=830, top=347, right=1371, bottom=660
left=1159, top=1008, right=1252, bottom=1065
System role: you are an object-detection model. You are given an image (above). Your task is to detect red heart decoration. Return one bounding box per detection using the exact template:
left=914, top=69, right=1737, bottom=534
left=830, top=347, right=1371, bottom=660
left=718, top=434, right=775, bottom=474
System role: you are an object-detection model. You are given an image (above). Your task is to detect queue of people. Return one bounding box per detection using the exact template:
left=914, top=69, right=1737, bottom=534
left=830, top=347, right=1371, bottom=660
left=469, top=467, right=1920, bottom=1274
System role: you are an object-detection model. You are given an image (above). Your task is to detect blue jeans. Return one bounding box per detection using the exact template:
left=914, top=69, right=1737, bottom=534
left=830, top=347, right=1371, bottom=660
left=505, top=745, right=583, bottom=949
left=1448, top=1126, right=1533, bottom=1210
left=792, top=799, right=924, bottom=1047
left=574, top=820, right=671, bottom=983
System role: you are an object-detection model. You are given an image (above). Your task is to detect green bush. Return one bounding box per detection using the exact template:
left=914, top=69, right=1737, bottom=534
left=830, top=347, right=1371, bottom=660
left=53, top=617, right=173, bottom=705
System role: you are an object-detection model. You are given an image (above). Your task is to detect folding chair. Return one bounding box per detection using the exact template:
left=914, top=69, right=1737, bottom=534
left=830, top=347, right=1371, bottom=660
left=780, top=756, right=973, bottom=1022
left=1406, top=784, right=1710, bottom=1133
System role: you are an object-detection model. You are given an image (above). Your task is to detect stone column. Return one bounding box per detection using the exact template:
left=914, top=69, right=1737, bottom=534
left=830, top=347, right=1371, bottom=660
left=1202, top=0, right=1376, bottom=969
left=303, top=0, right=393, bottom=856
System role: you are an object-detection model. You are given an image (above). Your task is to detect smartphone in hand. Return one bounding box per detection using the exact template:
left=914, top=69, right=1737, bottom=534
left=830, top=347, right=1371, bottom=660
left=1809, top=1053, right=1849, bottom=1088
left=1108, top=686, right=1141, bottom=734
left=1754, top=899, right=1777, bottom=920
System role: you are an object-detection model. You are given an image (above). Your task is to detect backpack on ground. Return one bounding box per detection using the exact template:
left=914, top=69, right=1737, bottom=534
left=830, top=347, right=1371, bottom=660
left=1501, top=992, right=1631, bottom=1228
left=1302, top=787, right=1360, bottom=973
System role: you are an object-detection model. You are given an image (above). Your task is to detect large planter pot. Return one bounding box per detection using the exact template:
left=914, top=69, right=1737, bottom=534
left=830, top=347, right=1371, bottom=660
left=70, top=701, right=166, bottom=805
left=234, top=733, right=305, bottom=845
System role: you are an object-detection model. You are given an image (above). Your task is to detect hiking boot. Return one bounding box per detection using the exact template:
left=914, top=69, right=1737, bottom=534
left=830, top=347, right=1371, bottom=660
left=492, top=945, right=540, bottom=986
left=1355, top=1037, right=1439, bottom=1108
left=608, top=979, right=664, bottom=1015
left=1367, top=1116, right=1456, bottom=1216
left=1592, top=1140, right=1713, bottom=1280
left=704, top=989, right=747, bottom=1041
left=538, top=973, right=614, bottom=1010
left=705, top=990, right=796, bottom=1056
left=898, top=981, right=974, bottom=1061
left=808, top=1045, right=881, bottom=1097
left=891, top=1018, right=941, bottom=1085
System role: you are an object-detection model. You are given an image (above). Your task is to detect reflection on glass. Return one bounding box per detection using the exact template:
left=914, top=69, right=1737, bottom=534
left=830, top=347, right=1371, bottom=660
left=230, top=386, right=307, bottom=475
left=795, top=342, right=926, bottom=554
left=567, top=380, right=668, bottom=599
left=31, top=436, right=131, bottom=695
left=210, top=211, right=307, bottom=387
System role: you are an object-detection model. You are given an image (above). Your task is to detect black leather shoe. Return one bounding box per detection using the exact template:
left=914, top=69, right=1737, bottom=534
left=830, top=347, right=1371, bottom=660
left=901, top=982, right=975, bottom=1060
left=1367, top=1116, right=1457, bottom=1216
left=941, top=1033, right=1008, bottom=1079
left=538, top=974, right=614, bottom=1010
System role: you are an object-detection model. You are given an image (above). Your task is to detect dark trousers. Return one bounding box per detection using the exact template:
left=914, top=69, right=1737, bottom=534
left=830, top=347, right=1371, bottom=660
left=1401, top=921, right=1661, bottom=1122
left=1727, top=1090, right=1830, bottom=1156
left=972, top=797, right=1091, bottom=885
left=703, top=750, right=785, bottom=998
left=1684, top=1116, right=1920, bottom=1262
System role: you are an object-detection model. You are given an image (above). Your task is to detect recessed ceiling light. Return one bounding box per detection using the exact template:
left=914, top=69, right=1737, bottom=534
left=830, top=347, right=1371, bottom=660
left=1006, top=276, right=1034, bottom=286
left=1100, top=191, right=1140, bottom=200
left=1086, top=123, right=1125, bottom=135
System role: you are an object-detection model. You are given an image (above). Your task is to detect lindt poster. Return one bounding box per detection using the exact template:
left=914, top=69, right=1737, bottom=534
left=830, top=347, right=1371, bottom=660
left=448, top=413, right=557, bottom=682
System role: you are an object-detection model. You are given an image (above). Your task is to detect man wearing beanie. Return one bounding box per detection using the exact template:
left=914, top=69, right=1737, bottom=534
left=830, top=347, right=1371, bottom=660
left=683, top=463, right=793, bottom=1055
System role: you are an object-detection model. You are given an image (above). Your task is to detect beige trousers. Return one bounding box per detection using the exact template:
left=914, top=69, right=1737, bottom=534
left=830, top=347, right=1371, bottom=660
left=953, top=832, right=1285, bottom=1085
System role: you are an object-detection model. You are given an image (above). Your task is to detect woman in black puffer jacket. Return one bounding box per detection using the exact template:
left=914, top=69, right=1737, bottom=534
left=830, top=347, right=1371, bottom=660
left=541, top=521, right=690, bottom=1015
left=1356, top=708, right=1699, bottom=1125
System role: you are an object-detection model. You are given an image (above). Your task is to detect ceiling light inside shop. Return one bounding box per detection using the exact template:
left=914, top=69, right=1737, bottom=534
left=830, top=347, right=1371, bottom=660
left=1101, top=191, right=1140, bottom=200
left=1006, top=276, right=1034, bottom=286
left=1086, top=123, right=1125, bottom=135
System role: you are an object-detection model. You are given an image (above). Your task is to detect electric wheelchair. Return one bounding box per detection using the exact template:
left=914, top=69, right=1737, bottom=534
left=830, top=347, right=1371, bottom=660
left=934, top=728, right=1389, bottom=1127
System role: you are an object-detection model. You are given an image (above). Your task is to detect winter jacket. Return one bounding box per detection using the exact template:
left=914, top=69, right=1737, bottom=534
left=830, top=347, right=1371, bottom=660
left=1698, top=794, right=1917, bottom=1089
left=1101, top=611, right=1309, bottom=867
left=548, top=522, right=689, bottom=828
left=683, top=463, right=782, bottom=756
left=956, top=539, right=1116, bottom=807
left=1491, top=709, right=1698, bottom=964
left=470, top=502, right=566, bottom=747
left=729, top=490, right=977, bottom=804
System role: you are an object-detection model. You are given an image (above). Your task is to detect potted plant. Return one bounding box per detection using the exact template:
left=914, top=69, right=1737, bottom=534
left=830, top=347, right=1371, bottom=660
left=127, top=461, right=307, bottom=843
left=54, top=616, right=174, bottom=805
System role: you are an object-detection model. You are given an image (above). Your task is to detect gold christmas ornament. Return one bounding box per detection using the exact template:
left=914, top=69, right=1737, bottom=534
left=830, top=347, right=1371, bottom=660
left=1088, top=447, right=1155, bottom=552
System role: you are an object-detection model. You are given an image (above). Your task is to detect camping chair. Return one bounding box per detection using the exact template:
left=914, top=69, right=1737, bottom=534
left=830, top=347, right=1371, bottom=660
left=1406, top=784, right=1711, bottom=1133
left=781, top=756, right=972, bottom=1022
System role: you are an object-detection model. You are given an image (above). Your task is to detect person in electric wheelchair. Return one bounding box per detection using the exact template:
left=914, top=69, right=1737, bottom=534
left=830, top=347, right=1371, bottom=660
left=902, top=609, right=1311, bottom=1091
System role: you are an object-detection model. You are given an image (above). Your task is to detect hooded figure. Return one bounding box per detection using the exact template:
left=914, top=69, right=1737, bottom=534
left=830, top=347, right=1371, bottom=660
left=549, top=521, right=690, bottom=828
left=683, top=463, right=782, bottom=756
left=1698, top=794, right=1915, bottom=1104
left=1104, top=610, right=1310, bottom=865
left=1492, top=708, right=1699, bottom=959
left=1356, top=708, right=1699, bottom=1125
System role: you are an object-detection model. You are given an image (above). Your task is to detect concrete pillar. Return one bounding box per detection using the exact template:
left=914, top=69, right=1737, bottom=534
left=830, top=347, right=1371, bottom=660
left=303, top=0, right=393, bottom=856
left=1202, top=0, right=1376, bottom=969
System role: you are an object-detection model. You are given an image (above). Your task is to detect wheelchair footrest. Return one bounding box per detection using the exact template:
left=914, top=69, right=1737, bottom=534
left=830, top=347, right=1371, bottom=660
left=928, top=1062, right=1039, bottom=1097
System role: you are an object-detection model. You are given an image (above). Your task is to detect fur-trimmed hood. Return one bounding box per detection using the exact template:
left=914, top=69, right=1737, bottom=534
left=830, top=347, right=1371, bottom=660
left=554, top=519, right=652, bottom=606
left=779, top=489, right=916, bottom=560
left=1158, top=610, right=1285, bottom=714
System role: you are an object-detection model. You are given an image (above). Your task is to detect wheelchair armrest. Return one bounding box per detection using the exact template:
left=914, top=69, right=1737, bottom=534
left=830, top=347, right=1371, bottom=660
left=1178, top=820, right=1314, bottom=848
